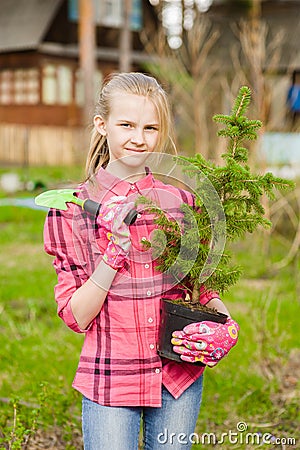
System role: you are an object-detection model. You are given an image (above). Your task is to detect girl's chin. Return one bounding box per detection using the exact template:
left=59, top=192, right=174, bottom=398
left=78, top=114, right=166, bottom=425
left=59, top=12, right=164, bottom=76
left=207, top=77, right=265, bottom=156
left=107, top=152, right=155, bottom=173
left=120, top=151, right=151, bottom=166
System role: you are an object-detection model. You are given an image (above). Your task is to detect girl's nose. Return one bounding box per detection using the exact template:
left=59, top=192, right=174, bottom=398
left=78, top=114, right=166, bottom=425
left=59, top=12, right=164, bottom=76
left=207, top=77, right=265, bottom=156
left=131, top=128, right=145, bottom=145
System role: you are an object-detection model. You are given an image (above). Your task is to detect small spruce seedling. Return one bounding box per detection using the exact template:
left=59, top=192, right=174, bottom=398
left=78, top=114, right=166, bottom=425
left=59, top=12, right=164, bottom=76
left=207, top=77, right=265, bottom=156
left=143, top=86, right=294, bottom=305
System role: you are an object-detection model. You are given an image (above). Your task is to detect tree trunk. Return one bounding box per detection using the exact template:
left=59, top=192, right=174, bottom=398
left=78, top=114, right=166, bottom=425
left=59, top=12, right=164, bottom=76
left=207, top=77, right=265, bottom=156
left=119, top=0, right=132, bottom=72
left=79, top=0, right=96, bottom=126
left=191, top=283, right=200, bottom=304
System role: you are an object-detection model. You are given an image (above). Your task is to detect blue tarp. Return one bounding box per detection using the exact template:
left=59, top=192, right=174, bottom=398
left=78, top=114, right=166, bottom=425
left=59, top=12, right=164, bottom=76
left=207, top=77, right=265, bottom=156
left=287, top=85, right=300, bottom=112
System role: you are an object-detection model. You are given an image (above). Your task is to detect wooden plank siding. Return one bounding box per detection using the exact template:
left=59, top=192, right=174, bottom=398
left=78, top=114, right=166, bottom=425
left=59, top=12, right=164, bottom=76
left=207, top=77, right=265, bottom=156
left=0, top=124, right=88, bottom=166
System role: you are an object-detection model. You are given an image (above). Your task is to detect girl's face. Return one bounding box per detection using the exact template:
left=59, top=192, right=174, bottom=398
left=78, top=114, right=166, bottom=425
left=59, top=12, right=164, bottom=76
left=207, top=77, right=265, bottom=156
left=94, top=93, right=160, bottom=174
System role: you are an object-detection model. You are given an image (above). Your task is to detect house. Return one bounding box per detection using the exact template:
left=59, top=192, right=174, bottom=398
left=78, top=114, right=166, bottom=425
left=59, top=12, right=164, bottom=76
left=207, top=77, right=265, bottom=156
left=0, top=0, right=157, bottom=127
left=0, top=0, right=158, bottom=166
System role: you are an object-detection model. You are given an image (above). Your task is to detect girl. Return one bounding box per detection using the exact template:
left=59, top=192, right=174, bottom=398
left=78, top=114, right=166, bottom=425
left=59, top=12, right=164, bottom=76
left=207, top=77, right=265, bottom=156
left=44, top=72, right=239, bottom=450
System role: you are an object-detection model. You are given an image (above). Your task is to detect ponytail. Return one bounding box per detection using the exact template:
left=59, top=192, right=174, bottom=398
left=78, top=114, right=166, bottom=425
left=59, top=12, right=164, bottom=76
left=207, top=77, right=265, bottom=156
left=85, top=128, right=109, bottom=181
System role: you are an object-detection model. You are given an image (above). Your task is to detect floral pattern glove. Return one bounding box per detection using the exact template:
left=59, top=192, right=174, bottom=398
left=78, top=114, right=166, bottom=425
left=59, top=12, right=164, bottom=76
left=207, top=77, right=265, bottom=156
left=98, top=196, right=135, bottom=269
left=171, top=318, right=239, bottom=366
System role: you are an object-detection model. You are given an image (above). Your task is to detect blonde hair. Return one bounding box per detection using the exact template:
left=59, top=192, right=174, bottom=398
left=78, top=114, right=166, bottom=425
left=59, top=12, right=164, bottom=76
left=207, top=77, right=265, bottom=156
left=85, top=72, right=176, bottom=180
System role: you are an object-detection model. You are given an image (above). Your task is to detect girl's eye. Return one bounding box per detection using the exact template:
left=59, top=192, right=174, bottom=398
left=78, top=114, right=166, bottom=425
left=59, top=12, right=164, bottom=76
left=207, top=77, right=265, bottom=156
left=120, top=123, right=131, bottom=128
left=146, top=126, right=159, bottom=131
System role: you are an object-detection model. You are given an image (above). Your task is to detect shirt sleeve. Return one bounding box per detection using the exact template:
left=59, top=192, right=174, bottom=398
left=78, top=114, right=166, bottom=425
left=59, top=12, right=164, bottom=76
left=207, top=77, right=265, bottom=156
left=199, top=284, right=220, bottom=305
left=43, top=206, right=90, bottom=333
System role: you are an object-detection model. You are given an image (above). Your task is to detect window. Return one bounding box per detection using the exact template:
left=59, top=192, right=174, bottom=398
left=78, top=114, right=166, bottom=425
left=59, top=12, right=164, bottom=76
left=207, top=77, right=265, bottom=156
left=131, top=0, right=142, bottom=31
left=96, top=0, right=122, bottom=27
left=57, top=66, right=72, bottom=104
left=42, top=65, right=56, bottom=104
left=0, top=69, right=39, bottom=105
left=0, top=64, right=103, bottom=106
left=0, top=70, right=12, bottom=104
left=68, top=0, right=142, bottom=30
left=42, top=64, right=72, bottom=105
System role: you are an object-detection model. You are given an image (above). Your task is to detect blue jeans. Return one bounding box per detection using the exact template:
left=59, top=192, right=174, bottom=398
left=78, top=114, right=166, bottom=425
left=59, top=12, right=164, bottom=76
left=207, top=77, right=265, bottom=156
left=82, top=375, right=203, bottom=450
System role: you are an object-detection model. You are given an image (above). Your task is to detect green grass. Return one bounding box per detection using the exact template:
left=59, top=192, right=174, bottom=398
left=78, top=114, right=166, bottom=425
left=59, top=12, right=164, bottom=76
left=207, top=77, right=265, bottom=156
left=0, top=165, right=84, bottom=191
left=0, top=179, right=299, bottom=449
left=193, top=234, right=300, bottom=449
left=0, top=204, right=84, bottom=449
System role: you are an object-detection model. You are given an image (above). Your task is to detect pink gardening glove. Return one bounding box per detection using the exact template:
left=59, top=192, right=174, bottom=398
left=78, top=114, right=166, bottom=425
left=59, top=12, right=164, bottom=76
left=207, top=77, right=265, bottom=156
left=171, top=318, right=239, bottom=366
left=98, top=196, right=135, bottom=269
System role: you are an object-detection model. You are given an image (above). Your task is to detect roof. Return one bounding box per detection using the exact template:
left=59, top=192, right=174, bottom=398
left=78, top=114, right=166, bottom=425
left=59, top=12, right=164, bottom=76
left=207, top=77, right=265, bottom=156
left=0, top=0, right=63, bottom=53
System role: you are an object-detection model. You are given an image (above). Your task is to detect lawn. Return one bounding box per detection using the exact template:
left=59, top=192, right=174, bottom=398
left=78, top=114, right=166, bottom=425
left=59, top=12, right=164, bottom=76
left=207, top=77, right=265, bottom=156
left=0, top=169, right=299, bottom=449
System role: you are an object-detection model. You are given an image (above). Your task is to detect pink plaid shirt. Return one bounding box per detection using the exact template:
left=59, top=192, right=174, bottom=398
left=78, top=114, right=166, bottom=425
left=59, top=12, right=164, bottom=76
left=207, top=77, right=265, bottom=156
left=44, top=167, right=218, bottom=407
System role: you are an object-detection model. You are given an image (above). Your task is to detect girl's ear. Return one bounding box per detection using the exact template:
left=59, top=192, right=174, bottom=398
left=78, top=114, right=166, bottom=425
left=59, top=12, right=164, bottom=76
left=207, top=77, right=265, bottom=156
left=94, top=115, right=107, bottom=136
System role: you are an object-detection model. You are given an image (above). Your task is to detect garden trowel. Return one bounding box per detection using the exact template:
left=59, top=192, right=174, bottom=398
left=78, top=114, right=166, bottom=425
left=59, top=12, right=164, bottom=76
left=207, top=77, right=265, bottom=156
left=35, top=189, right=138, bottom=225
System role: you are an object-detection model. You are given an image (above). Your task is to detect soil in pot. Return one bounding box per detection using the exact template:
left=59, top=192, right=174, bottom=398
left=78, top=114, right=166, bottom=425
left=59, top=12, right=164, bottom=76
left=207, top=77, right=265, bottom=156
left=158, top=298, right=228, bottom=366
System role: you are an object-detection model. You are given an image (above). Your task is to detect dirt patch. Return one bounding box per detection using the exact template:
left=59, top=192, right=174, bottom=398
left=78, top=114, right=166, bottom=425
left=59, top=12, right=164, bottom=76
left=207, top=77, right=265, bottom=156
left=20, top=427, right=83, bottom=450
left=272, top=348, right=300, bottom=404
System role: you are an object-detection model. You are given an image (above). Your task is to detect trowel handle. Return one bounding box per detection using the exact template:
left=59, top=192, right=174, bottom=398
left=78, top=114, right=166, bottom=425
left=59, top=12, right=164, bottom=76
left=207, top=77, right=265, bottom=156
left=82, top=199, right=101, bottom=216
left=82, top=199, right=138, bottom=225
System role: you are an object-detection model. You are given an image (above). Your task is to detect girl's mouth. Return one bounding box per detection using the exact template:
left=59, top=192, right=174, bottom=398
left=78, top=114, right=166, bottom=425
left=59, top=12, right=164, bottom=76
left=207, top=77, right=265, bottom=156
left=125, top=148, right=147, bottom=153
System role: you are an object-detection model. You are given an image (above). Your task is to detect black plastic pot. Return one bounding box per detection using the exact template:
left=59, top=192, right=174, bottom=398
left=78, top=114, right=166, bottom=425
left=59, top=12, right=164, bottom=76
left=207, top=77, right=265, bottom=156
left=158, top=298, right=228, bottom=366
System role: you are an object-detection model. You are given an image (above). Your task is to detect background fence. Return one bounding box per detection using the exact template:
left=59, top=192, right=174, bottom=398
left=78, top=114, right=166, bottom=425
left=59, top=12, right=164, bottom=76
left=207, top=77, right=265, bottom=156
left=0, top=124, right=89, bottom=166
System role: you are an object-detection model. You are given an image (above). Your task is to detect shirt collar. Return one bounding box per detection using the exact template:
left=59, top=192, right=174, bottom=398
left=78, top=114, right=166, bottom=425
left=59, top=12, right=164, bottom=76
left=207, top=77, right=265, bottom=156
left=94, top=166, right=155, bottom=197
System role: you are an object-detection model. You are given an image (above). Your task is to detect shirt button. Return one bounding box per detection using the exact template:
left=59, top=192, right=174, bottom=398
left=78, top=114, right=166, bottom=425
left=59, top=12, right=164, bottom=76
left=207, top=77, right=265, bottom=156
left=146, top=290, right=151, bottom=296
left=144, top=264, right=149, bottom=269
left=137, top=213, right=142, bottom=219
left=148, top=317, right=153, bottom=323
left=130, top=185, right=136, bottom=190
left=141, top=237, right=147, bottom=241
left=150, top=344, right=155, bottom=350
left=155, top=368, right=160, bottom=374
